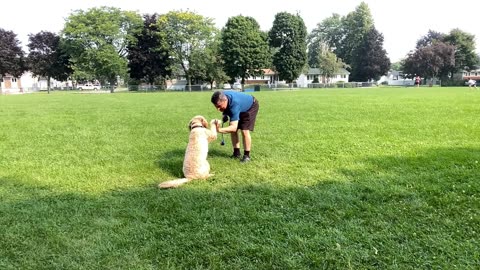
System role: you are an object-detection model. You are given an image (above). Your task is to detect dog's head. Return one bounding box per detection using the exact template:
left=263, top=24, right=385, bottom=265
left=188, top=115, right=208, bottom=131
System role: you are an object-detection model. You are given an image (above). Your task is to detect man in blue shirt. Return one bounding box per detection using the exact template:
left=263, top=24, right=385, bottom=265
left=211, top=90, right=260, bottom=163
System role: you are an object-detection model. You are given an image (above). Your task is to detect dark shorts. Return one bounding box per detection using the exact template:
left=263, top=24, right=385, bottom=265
left=238, top=98, right=259, bottom=131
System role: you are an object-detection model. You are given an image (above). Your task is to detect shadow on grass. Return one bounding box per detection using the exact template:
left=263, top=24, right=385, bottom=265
left=1, top=147, right=479, bottom=269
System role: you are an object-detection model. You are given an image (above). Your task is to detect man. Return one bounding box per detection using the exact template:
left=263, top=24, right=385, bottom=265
left=211, top=90, right=259, bottom=163
left=468, top=78, right=477, bottom=89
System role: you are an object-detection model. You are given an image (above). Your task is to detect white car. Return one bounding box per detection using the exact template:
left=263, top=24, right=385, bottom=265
left=77, top=83, right=100, bottom=90
left=232, top=82, right=242, bottom=90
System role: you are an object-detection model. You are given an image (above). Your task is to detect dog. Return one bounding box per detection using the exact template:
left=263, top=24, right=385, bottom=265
left=158, top=115, right=218, bottom=189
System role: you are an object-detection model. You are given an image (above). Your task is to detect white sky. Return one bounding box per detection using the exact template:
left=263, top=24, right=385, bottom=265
left=1, top=0, right=479, bottom=63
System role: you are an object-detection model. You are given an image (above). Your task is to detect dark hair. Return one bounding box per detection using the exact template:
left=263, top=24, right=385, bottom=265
left=211, top=91, right=226, bottom=104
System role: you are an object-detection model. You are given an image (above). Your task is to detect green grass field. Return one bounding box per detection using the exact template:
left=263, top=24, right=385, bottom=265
left=0, top=87, right=479, bottom=269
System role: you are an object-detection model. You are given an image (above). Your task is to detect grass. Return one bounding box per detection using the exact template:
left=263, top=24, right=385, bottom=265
left=0, top=87, right=479, bottom=269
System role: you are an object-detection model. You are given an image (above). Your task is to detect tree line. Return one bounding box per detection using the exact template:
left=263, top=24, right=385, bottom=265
left=1, top=2, right=478, bottom=93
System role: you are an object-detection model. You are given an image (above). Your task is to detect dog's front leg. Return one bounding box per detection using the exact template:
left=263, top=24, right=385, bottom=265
left=206, top=119, right=218, bottom=142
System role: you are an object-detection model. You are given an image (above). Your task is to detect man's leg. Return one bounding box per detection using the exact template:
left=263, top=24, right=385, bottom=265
left=242, top=130, right=251, bottom=152
left=231, top=130, right=241, bottom=158
left=241, top=130, right=251, bottom=162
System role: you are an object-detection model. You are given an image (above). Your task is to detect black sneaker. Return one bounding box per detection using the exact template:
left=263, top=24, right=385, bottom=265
left=240, top=156, right=251, bottom=163
left=230, top=154, right=241, bottom=159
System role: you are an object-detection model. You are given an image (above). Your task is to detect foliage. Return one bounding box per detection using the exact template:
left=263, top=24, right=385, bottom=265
left=403, top=41, right=455, bottom=79
left=127, top=13, right=172, bottom=86
left=0, top=28, right=26, bottom=78
left=190, top=34, right=229, bottom=89
left=416, top=30, right=445, bottom=49
left=268, top=12, right=307, bottom=83
left=308, top=2, right=388, bottom=82
left=62, top=6, right=143, bottom=91
left=412, top=29, right=478, bottom=81
left=443, top=28, right=478, bottom=73
left=157, top=10, right=217, bottom=91
left=337, top=2, right=374, bottom=66
left=350, top=27, right=390, bottom=81
left=308, top=14, right=343, bottom=53
left=308, top=41, right=349, bottom=83
left=27, top=31, right=73, bottom=93
left=220, top=16, right=271, bottom=87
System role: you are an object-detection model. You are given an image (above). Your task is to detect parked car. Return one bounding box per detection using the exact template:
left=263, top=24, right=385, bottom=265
left=232, top=82, right=242, bottom=90
left=77, top=83, right=100, bottom=91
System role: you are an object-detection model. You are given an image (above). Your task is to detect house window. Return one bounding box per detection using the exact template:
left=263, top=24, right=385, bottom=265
left=341, top=75, right=346, bottom=78
left=12, top=78, right=17, bottom=82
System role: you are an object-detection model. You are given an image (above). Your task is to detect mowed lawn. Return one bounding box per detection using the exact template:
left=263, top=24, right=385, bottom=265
left=0, top=87, right=479, bottom=269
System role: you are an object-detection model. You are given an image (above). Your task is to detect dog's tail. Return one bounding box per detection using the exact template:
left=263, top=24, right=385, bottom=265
left=158, top=178, right=190, bottom=189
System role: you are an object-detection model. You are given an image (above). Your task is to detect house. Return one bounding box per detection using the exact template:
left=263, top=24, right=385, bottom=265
left=243, top=69, right=278, bottom=85
left=462, top=68, right=480, bottom=80
left=296, top=68, right=350, bottom=87
left=238, top=68, right=350, bottom=88
left=377, top=70, right=415, bottom=86
left=1, top=72, right=66, bottom=94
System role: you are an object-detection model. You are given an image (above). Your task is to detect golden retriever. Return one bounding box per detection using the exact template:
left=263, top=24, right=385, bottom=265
left=158, top=115, right=217, bottom=189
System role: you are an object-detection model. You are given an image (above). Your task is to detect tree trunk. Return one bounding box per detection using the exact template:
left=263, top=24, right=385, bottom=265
left=47, top=76, right=51, bottom=94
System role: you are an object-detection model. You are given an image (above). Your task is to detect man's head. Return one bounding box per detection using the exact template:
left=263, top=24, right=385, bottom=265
left=211, top=91, right=228, bottom=112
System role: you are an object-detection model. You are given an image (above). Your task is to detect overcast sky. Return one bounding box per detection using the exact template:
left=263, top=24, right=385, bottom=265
left=1, top=0, right=478, bottom=63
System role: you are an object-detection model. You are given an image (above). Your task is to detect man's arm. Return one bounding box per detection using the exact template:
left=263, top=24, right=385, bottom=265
left=217, top=120, right=238, bottom=133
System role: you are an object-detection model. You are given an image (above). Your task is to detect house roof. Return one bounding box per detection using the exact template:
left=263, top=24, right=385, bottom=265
left=306, top=68, right=350, bottom=75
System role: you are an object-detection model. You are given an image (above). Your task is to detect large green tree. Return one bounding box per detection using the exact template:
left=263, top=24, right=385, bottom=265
left=127, top=13, right=172, bottom=88
left=268, top=12, right=307, bottom=83
left=221, top=16, right=271, bottom=89
left=403, top=41, right=455, bottom=81
left=0, top=28, right=26, bottom=80
left=443, top=29, right=478, bottom=74
left=62, top=6, right=142, bottom=92
left=350, top=27, right=390, bottom=81
left=157, top=10, right=217, bottom=91
left=27, top=31, right=73, bottom=94
left=308, top=14, right=343, bottom=54
left=189, top=34, right=229, bottom=89
left=338, top=2, right=374, bottom=67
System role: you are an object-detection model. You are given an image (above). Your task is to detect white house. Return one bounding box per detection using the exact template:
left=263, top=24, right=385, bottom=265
left=296, top=68, right=350, bottom=87
left=1, top=72, right=67, bottom=94
left=377, top=70, right=415, bottom=86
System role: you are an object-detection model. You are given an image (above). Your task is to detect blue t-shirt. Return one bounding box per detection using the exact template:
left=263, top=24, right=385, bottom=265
left=223, top=91, right=254, bottom=122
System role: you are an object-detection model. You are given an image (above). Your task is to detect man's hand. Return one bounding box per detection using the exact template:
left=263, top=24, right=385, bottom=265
left=222, top=114, right=229, bottom=123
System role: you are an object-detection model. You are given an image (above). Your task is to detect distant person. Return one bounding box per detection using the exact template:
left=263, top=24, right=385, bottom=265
left=414, top=76, right=421, bottom=88
left=468, top=78, right=477, bottom=89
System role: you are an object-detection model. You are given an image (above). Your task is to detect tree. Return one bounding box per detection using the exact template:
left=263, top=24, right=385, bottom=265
left=221, top=16, right=271, bottom=89
left=416, top=30, right=445, bottom=48
left=27, top=31, right=73, bottom=94
left=443, top=29, right=478, bottom=74
left=157, top=10, right=217, bottom=91
left=308, top=42, right=347, bottom=83
left=268, top=12, right=307, bottom=83
left=308, top=14, right=343, bottom=53
left=350, top=27, right=390, bottom=81
left=62, top=6, right=143, bottom=92
left=403, top=41, right=455, bottom=81
left=127, top=13, right=172, bottom=88
left=189, top=34, right=229, bottom=89
left=0, top=28, right=26, bottom=81
left=337, top=2, right=374, bottom=66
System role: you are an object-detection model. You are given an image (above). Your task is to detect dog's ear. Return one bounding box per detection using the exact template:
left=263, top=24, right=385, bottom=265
left=188, top=118, right=195, bottom=130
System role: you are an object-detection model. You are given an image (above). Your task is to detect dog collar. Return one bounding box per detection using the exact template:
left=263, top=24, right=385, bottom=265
left=191, top=125, right=204, bottom=130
